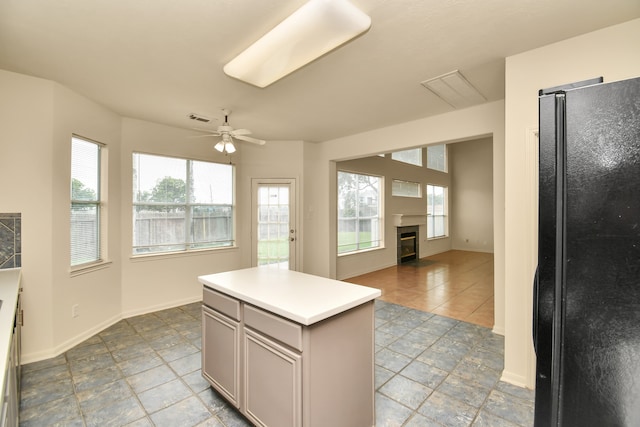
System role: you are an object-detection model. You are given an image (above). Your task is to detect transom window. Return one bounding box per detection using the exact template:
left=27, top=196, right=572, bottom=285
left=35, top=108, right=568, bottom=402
left=427, top=144, right=447, bottom=172
left=426, top=184, right=448, bottom=239
left=71, top=136, right=104, bottom=267
left=392, top=179, right=421, bottom=198
left=391, top=148, right=422, bottom=166
left=337, top=171, right=382, bottom=254
left=132, top=153, right=234, bottom=255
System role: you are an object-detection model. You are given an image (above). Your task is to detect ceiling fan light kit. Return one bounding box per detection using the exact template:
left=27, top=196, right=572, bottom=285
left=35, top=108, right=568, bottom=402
left=223, top=0, right=371, bottom=88
left=199, top=109, right=265, bottom=154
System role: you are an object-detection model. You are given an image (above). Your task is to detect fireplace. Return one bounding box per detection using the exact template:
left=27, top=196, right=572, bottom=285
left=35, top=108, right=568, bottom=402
left=397, top=225, right=419, bottom=264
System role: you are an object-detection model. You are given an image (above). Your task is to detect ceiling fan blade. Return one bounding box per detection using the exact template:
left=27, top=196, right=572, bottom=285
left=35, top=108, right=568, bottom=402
left=189, top=134, right=219, bottom=139
left=235, top=134, right=266, bottom=145
left=231, top=128, right=252, bottom=136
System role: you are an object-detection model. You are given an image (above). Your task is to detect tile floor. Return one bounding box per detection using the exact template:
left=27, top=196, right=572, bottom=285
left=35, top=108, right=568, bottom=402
left=19, top=298, right=534, bottom=427
left=346, top=250, right=495, bottom=328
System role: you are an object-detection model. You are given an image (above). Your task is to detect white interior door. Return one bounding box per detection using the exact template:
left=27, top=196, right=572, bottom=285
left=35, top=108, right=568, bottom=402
left=251, top=179, right=296, bottom=270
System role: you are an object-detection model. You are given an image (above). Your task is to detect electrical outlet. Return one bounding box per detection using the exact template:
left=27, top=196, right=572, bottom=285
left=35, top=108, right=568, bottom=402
left=72, top=304, right=79, bottom=318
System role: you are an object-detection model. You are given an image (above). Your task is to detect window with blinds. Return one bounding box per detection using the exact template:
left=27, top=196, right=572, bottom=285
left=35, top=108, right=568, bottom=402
left=337, top=171, right=383, bottom=254
left=70, top=136, right=103, bottom=267
left=427, top=144, right=447, bottom=172
left=132, top=153, right=235, bottom=255
left=426, top=184, right=448, bottom=238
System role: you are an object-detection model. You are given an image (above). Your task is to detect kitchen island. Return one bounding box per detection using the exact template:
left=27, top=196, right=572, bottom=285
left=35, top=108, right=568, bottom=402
left=199, top=267, right=381, bottom=427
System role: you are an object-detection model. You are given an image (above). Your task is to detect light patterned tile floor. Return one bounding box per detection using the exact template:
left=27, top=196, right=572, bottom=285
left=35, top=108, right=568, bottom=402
left=19, top=290, right=533, bottom=426
left=345, top=250, right=495, bottom=328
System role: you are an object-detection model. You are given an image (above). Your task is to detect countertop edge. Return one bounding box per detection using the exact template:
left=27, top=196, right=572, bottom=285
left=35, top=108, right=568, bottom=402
left=199, top=268, right=381, bottom=326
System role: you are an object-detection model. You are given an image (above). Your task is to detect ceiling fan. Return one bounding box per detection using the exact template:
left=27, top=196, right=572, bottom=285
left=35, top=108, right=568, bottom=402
left=194, top=109, right=266, bottom=154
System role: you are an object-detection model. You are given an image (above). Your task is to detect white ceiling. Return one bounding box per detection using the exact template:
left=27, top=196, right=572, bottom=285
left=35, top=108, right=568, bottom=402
left=1, top=0, right=638, bottom=143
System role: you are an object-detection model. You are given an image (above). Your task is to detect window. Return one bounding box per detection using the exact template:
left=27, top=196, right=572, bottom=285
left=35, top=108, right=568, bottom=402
left=337, top=171, right=382, bottom=254
left=427, top=144, right=447, bottom=172
left=392, top=179, right=421, bottom=198
left=391, top=148, right=422, bottom=166
left=132, top=153, right=234, bottom=255
left=426, top=184, right=447, bottom=238
left=71, top=136, right=103, bottom=267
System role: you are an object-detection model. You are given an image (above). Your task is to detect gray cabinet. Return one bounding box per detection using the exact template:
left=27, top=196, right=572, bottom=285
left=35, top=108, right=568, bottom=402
left=202, top=306, right=240, bottom=408
left=202, top=286, right=376, bottom=427
left=244, top=328, right=302, bottom=427
left=1, top=288, right=21, bottom=427
left=201, top=288, right=240, bottom=408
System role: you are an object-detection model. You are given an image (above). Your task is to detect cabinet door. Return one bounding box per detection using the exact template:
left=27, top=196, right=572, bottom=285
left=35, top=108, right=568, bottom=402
left=202, top=306, right=240, bottom=407
left=244, top=328, right=302, bottom=427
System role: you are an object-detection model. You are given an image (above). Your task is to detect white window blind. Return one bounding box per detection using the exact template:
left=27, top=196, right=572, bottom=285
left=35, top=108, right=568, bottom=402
left=71, top=136, right=102, bottom=266
left=427, top=144, right=447, bottom=172
left=132, top=153, right=235, bottom=255
left=392, top=179, right=421, bottom=198
left=426, top=184, right=447, bottom=238
left=391, top=148, right=423, bottom=166
left=337, top=171, right=382, bottom=254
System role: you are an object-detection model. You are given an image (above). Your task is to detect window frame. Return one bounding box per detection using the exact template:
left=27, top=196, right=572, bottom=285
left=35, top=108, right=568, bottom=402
left=70, top=135, right=107, bottom=271
left=337, top=171, right=384, bottom=255
left=391, top=179, right=422, bottom=198
left=426, top=183, right=448, bottom=239
left=427, top=144, right=447, bottom=172
left=131, top=152, right=236, bottom=257
left=391, top=148, right=423, bottom=167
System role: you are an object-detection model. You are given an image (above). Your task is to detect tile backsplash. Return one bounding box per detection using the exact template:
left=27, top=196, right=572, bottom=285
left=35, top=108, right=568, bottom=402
left=0, top=213, right=21, bottom=269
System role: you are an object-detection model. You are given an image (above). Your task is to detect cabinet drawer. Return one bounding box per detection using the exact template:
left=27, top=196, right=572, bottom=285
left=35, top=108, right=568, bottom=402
left=203, top=287, right=240, bottom=321
left=244, top=305, right=302, bottom=352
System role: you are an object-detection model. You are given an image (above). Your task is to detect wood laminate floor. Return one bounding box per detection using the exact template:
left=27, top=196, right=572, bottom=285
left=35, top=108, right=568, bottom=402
left=345, top=250, right=494, bottom=329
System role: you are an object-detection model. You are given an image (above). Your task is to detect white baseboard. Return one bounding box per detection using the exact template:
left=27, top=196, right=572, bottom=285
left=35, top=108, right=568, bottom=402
left=500, top=370, right=532, bottom=389
left=22, top=313, right=123, bottom=365
left=22, top=296, right=203, bottom=365
left=121, top=295, right=202, bottom=319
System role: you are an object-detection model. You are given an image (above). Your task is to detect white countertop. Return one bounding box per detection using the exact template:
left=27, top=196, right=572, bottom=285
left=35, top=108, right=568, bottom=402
left=199, top=267, right=381, bottom=326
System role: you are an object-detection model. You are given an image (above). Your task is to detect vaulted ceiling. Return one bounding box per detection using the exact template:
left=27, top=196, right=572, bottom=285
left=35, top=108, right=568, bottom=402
left=1, top=0, right=638, bottom=142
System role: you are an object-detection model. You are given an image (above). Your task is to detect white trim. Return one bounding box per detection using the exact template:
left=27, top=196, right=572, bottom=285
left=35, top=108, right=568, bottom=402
left=524, top=127, right=539, bottom=389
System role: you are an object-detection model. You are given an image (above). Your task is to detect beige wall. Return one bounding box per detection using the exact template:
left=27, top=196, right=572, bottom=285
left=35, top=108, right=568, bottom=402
left=237, top=139, right=307, bottom=270
left=0, top=70, right=125, bottom=362
left=119, top=118, right=245, bottom=319
left=503, top=18, right=640, bottom=388
left=335, top=138, right=494, bottom=280
left=6, top=17, right=637, bottom=373
left=303, top=101, right=506, bottom=335
left=450, top=137, right=494, bottom=252
left=0, top=70, right=56, bottom=361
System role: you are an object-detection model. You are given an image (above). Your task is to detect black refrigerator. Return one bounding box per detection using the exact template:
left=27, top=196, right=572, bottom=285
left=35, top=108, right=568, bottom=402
left=534, top=75, right=640, bottom=427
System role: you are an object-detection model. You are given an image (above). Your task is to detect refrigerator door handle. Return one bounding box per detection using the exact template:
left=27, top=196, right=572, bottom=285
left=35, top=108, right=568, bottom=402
left=532, top=265, right=539, bottom=355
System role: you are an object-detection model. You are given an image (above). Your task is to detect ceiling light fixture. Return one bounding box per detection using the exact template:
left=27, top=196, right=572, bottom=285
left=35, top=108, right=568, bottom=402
left=420, top=70, right=486, bottom=109
left=223, top=0, right=371, bottom=88
left=214, top=133, right=236, bottom=154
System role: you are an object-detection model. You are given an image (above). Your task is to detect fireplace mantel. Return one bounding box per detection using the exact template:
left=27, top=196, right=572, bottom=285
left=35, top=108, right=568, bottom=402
left=393, top=213, right=427, bottom=227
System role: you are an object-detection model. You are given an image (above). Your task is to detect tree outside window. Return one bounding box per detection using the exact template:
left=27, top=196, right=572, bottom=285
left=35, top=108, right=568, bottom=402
left=337, top=171, right=382, bottom=254
left=132, top=153, right=234, bottom=255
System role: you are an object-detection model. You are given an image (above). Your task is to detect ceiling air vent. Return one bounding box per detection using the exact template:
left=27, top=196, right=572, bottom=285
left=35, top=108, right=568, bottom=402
left=421, top=70, right=486, bottom=109
left=188, top=113, right=212, bottom=123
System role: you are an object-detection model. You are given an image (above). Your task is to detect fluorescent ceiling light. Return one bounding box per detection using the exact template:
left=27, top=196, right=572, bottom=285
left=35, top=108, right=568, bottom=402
left=421, top=70, right=486, bottom=109
left=224, top=0, right=371, bottom=88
